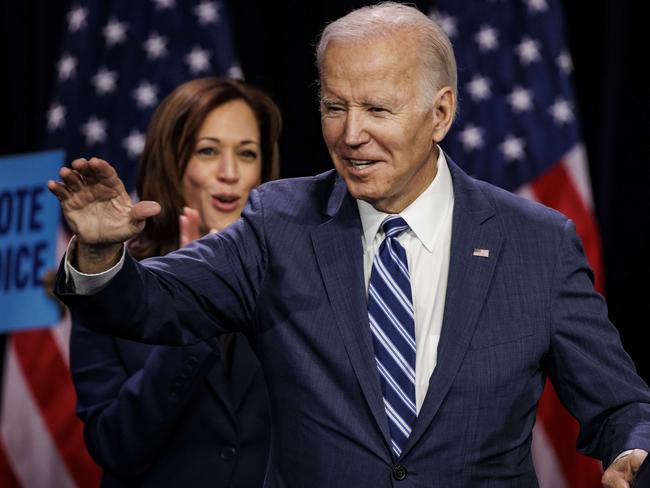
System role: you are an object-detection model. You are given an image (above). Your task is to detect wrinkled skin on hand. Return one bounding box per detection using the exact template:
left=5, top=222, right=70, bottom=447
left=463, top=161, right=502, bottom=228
left=48, top=157, right=161, bottom=246
left=602, top=449, right=648, bottom=488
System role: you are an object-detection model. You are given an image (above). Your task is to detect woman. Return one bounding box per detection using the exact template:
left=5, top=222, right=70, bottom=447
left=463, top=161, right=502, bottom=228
left=70, top=77, right=281, bottom=487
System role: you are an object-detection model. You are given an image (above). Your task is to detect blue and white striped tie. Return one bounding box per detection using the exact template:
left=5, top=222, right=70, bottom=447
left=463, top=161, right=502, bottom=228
left=368, top=215, right=416, bottom=458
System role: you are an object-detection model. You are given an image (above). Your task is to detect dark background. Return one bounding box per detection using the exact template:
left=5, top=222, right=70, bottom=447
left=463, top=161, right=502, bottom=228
left=1, top=1, right=649, bottom=381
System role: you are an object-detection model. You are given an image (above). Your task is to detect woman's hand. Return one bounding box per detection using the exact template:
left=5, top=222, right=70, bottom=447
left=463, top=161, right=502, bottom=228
left=179, top=206, right=218, bottom=247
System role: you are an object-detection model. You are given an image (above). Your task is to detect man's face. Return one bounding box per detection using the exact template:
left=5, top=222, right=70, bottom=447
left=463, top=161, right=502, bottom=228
left=320, top=35, right=448, bottom=213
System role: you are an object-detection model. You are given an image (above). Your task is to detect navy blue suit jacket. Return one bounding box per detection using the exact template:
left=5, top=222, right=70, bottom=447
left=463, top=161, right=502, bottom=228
left=59, top=160, right=650, bottom=487
left=70, top=324, right=270, bottom=487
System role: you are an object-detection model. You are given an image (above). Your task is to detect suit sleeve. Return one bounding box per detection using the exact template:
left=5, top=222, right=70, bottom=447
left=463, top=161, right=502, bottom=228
left=546, top=219, right=650, bottom=465
left=69, top=320, right=220, bottom=475
left=55, top=188, right=268, bottom=345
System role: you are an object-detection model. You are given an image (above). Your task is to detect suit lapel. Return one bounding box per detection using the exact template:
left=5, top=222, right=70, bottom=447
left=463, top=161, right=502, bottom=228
left=226, top=334, right=261, bottom=412
left=205, top=335, right=260, bottom=416
left=401, top=160, right=503, bottom=457
left=205, top=359, right=238, bottom=422
left=310, top=176, right=392, bottom=446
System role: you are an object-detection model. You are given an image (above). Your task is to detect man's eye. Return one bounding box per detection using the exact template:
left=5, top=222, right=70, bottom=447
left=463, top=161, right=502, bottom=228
left=369, top=107, right=387, bottom=113
left=324, top=104, right=344, bottom=113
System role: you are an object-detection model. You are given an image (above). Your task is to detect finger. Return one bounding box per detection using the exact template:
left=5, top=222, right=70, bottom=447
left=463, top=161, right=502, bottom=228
left=132, top=200, right=161, bottom=222
left=630, top=449, right=648, bottom=472
left=68, top=158, right=89, bottom=176
left=184, top=206, right=201, bottom=226
left=47, top=180, right=72, bottom=201
left=71, top=157, right=115, bottom=185
left=602, top=473, right=630, bottom=488
left=58, top=167, right=85, bottom=191
left=179, top=206, right=202, bottom=246
left=179, top=214, right=192, bottom=247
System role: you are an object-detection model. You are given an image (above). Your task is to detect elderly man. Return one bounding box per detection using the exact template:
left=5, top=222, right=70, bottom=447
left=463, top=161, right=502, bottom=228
left=51, top=3, right=650, bottom=487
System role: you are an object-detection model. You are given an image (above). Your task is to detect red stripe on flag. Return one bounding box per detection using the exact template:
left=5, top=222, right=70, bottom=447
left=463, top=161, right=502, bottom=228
left=12, top=329, right=101, bottom=488
left=0, top=440, right=21, bottom=488
left=538, top=379, right=603, bottom=487
left=530, top=161, right=605, bottom=293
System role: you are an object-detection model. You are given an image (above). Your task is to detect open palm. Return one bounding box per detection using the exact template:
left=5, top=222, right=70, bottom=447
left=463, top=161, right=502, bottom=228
left=48, top=157, right=160, bottom=245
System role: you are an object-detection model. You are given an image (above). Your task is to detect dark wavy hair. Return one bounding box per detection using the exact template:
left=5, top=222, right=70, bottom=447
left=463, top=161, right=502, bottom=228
left=128, top=77, right=282, bottom=260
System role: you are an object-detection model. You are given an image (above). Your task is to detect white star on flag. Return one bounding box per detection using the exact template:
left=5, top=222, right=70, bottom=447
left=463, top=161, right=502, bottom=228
left=80, top=116, right=108, bottom=145
left=143, top=33, right=168, bottom=60
left=47, top=103, right=66, bottom=131
left=466, top=75, right=492, bottom=101
left=67, top=6, right=88, bottom=32
left=194, top=1, right=220, bottom=25
left=103, top=18, right=128, bottom=47
left=133, top=81, right=158, bottom=109
left=499, top=134, right=526, bottom=161
left=91, top=67, right=118, bottom=95
left=549, top=98, right=573, bottom=125
left=152, top=0, right=175, bottom=9
left=429, top=11, right=458, bottom=38
left=557, top=51, right=573, bottom=75
left=526, top=0, right=548, bottom=13
left=122, top=130, right=146, bottom=158
left=57, top=53, right=77, bottom=81
left=474, top=25, right=499, bottom=51
left=227, top=64, right=244, bottom=80
left=516, top=37, right=541, bottom=64
left=507, top=86, right=533, bottom=112
left=185, top=46, right=211, bottom=74
left=458, top=124, right=485, bottom=151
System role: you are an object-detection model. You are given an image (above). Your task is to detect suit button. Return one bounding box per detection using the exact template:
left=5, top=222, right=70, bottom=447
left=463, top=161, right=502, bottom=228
left=392, top=464, right=407, bottom=481
left=220, top=446, right=237, bottom=461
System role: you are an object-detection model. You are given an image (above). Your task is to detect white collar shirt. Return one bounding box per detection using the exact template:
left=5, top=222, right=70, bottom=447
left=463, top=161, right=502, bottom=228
left=357, top=149, right=455, bottom=413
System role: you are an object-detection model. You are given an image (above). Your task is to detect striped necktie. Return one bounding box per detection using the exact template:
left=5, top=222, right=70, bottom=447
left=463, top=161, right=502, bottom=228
left=367, top=215, right=416, bottom=458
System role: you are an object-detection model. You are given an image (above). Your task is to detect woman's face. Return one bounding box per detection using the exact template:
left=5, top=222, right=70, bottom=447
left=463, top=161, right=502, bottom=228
left=183, top=99, right=262, bottom=232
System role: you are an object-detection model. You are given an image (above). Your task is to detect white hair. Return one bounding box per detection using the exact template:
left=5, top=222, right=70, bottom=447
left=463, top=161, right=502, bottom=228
left=316, top=2, right=457, bottom=105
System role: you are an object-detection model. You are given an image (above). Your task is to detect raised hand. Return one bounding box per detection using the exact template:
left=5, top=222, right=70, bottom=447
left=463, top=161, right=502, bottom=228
left=179, top=206, right=219, bottom=248
left=179, top=206, right=202, bottom=247
left=48, top=157, right=161, bottom=272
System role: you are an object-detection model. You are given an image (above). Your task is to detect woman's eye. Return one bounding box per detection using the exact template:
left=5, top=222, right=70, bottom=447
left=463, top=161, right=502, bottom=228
left=240, top=149, right=258, bottom=160
left=196, top=147, right=217, bottom=156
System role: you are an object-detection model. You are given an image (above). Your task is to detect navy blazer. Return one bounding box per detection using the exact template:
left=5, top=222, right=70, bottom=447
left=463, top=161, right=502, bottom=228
left=59, top=160, right=650, bottom=487
left=70, top=325, right=270, bottom=487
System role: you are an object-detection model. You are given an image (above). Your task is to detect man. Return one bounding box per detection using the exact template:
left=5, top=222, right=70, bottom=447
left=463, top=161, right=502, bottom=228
left=50, top=3, right=650, bottom=487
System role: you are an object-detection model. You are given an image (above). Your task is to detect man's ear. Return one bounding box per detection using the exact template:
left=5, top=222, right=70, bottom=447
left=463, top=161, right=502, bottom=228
left=432, top=86, right=455, bottom=143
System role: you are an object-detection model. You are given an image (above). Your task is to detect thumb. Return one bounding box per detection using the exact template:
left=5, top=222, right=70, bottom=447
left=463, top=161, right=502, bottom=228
left=132, top=200, right=161, bottom=222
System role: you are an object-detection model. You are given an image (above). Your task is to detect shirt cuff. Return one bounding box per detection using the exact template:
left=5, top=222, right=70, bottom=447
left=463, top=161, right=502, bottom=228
left=615, top=449, right=634, bottom=462
left=64, top=236, right=126, bottom=295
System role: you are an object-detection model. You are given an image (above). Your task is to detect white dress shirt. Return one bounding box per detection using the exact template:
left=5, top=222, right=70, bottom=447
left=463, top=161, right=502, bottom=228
left=357, top=149, right=454, bottom=414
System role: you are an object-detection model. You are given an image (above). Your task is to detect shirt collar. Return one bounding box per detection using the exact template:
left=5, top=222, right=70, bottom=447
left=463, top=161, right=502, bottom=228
left=357, top=147, right=453, bottom=253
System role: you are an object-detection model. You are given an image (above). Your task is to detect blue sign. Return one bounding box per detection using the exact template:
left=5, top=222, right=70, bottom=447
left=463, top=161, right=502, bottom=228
left=0, top=150, right=64, bottom=332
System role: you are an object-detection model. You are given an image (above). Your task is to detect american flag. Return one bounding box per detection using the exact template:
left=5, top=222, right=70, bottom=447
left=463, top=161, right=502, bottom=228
left=430, top=0, right=604, bottom=486
left=0, top=1, right=240, bottom=486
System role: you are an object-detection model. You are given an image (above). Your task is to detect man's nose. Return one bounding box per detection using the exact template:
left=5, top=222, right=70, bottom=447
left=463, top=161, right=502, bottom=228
left=343, top=111, right=370, bottom=147
left=217, top=152, right=239, bottom=182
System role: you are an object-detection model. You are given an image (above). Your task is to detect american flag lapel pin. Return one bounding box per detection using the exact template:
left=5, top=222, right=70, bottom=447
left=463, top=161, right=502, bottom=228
left=473, top=248, right=490, bottom=258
